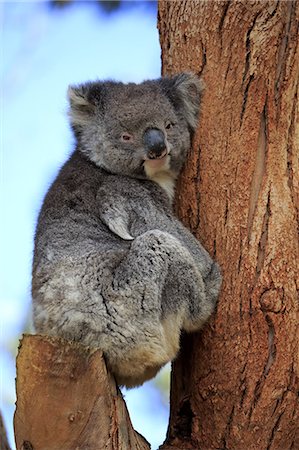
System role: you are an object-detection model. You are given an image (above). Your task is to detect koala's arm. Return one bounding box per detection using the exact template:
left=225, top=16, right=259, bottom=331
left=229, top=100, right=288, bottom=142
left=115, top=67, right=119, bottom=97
left=97, top=183, right=137, bottom=242
left=99, top=201, right=134, bottom=241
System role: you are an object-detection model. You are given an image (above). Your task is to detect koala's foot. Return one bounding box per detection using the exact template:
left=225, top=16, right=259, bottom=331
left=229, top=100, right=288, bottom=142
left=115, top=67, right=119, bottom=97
left=183, top=261, right=222, bottom=332
left=204, top=261, right=222, bottom=305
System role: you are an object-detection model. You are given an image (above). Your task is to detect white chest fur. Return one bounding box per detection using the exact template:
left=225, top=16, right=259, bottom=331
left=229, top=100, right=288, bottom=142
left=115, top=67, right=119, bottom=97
left=144, top=156, right=176, bottom=201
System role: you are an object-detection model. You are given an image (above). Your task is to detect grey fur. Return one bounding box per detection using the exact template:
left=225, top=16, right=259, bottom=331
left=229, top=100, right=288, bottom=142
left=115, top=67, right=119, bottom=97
left=32, top=73, right=221, bottom=387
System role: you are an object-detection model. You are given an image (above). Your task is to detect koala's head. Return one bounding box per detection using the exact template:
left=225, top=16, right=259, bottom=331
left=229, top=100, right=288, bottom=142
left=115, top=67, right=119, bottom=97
left=68, top=73, right=203, bottom=181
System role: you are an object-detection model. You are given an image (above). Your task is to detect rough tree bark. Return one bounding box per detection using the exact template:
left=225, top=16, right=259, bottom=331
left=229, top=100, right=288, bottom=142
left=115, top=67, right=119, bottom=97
left=14, top=335, right=150, bottom=450
left=158, top=1, right=298, bottom=449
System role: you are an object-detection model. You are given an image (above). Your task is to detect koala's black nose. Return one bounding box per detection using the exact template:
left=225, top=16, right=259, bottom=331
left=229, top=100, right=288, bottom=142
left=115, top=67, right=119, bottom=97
left=143, top=128, right=167, bottom=159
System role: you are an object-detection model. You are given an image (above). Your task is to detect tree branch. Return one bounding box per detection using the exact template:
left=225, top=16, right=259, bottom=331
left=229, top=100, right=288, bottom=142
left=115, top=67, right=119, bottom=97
left=14, top=334, right=150, bottom=450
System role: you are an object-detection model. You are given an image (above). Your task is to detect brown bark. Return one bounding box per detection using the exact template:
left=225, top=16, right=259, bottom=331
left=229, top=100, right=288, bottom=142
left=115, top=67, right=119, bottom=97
left=14, top=335, right=150, bottom=450
left=158, top=1, right=299, bottom=449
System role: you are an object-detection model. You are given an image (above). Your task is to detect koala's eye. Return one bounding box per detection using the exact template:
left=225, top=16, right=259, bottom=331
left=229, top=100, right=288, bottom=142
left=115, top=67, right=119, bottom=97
left=165, top=122, right=174, bottom=130
left=121, top=133, right=134, bottom=142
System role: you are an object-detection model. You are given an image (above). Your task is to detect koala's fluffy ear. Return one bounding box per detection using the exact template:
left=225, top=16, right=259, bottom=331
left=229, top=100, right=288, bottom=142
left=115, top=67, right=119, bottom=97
left=159, top=73, right=204, bottom=131
left=68, top=82, right=106, bottom=132
left=68, top=84, right=95, bottom=129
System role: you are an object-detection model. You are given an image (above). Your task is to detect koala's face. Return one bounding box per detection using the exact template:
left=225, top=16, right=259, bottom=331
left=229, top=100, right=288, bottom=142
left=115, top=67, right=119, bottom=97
left=68, top=73, right=203, bottom=180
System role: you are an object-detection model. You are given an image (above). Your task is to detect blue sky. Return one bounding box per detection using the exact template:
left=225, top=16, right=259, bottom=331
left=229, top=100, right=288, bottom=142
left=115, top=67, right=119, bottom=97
left=1, top=2, right=170, bottom=448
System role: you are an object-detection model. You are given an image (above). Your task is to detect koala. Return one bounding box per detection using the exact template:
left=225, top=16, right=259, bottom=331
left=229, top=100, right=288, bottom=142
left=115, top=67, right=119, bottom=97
left=32, top=73, right=221, bottom=388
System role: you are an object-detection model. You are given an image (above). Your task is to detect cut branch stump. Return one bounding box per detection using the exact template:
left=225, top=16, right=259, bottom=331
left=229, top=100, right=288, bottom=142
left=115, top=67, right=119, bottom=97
left=14, top=334, right=150, bottom=450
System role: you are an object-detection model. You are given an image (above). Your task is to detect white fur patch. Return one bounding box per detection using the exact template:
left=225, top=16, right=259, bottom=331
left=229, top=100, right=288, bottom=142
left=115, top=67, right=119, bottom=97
left=144, top=155, right=176, bottom=200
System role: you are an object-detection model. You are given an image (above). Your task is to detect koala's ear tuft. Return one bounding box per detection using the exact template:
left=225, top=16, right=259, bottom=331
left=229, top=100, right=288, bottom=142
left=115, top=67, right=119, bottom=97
left=160, top=73, right=204, bottom=131
left=68, top=84, right=95, bottom=131
left=68, top=82, right=105, bottom=130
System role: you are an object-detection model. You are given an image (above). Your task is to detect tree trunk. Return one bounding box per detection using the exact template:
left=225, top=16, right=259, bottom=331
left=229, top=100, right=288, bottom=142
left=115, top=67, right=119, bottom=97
left=14, top=335, right=150, bottom=450
left=158, top=1, right=299, bottom=449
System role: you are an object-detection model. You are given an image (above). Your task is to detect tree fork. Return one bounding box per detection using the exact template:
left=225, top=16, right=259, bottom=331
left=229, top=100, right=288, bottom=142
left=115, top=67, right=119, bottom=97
left=14, top=335, right=150, bottom=450
left=158, top=1, right=299, bottom=449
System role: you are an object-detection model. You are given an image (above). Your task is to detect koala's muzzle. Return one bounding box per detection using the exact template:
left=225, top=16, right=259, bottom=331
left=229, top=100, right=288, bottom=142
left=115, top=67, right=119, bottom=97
left=143, top=128, right=167, bottom=160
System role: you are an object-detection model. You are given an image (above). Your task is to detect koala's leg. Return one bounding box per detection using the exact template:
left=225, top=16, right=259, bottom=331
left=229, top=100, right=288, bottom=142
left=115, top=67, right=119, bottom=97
left=104, top=229, right=214, bottom=385
left=99, top=229, right=220, bottom=386
left=150, top=236, right=220, bottom=334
